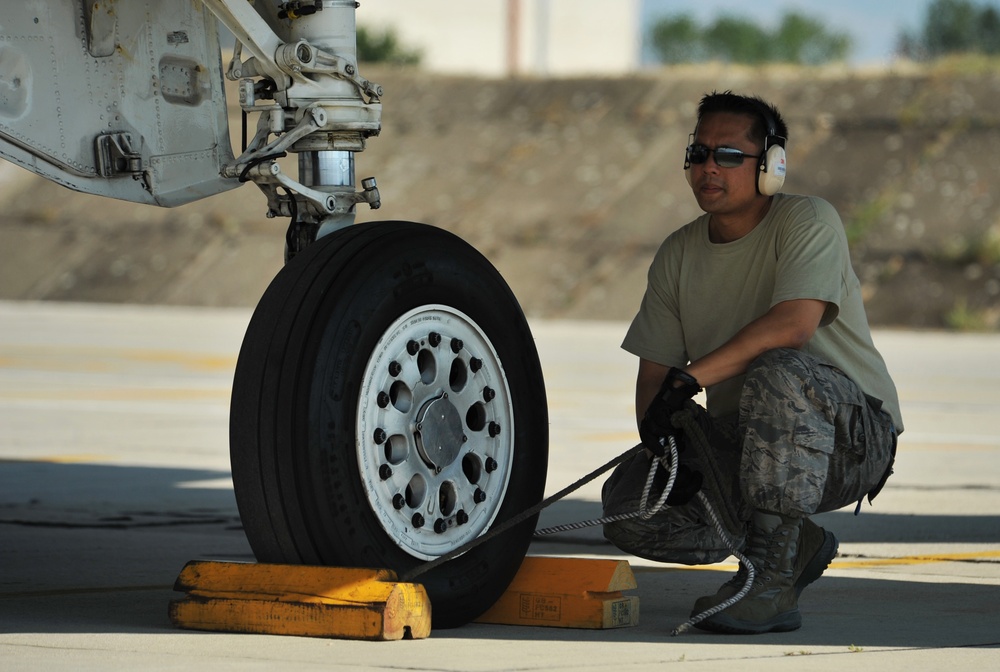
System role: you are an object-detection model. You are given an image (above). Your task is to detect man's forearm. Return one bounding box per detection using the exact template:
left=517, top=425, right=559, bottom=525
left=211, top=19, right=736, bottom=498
left=685, top=299, right=827, bottom=388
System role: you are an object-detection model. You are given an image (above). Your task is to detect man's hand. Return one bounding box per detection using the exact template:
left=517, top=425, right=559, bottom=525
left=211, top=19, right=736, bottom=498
left=638, top=368, right=701, bottom=456
left=639, top=368, right=704, bottom=506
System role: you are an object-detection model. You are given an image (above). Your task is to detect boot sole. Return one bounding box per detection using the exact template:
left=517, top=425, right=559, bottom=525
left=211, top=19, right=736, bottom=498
left=694, top=608, right=802, bottom=635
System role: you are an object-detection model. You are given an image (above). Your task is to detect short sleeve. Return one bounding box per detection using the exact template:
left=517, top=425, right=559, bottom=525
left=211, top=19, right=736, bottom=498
left=621, top=237, right=689, bottom=367
left=771, top=199, right=849, bottom=326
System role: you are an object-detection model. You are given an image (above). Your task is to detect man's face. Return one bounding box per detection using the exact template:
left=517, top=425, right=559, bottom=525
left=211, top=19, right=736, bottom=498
left=688, top=112, right=767, bottom=217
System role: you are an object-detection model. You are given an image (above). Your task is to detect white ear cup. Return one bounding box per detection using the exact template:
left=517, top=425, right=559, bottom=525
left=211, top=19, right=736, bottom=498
left=757, top=142, right=786, bottom=196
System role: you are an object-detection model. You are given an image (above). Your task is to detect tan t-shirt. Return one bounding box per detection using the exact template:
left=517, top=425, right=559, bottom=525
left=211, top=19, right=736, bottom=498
left=622, top=193, right=903, bottom=432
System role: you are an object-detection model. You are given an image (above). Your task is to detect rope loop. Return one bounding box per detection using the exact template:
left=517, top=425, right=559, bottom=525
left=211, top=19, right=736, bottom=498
left=401, top=421, right=756, bottom=634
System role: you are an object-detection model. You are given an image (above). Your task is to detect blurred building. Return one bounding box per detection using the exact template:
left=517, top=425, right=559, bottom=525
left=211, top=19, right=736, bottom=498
left=356, top=0, right=643, bottom=77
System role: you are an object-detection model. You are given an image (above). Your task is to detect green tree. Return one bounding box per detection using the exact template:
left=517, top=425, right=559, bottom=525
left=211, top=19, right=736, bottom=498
left=649, top=14, right=704, bottom=63
left=897, top=0, right=1000, bottom=59
left=356, top=26, right=421, bottom=65
left=925, top=0, right=982, bottom=54
left=704, top=16, right=772, bottom=64
left=979, top=7, right=1000, bottom=53
left=648, top=11, right=851, bottom=66
left=775, top=12, right=851, bottom=65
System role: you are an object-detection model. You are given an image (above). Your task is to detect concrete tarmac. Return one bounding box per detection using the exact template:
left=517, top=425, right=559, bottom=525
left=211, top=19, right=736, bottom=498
left=1, top=300, right=998, bottom=670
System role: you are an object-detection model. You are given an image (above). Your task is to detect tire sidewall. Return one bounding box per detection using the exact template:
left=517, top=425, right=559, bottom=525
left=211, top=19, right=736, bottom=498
left=301, top=223, right=547, bottom=625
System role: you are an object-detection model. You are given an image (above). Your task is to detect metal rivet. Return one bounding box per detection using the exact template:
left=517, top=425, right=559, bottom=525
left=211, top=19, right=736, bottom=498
left=377, top=391, right=390, bottom=408
left=474, top=488, right=487, bottom=503
left=485, top=457, right=498, bottom=473
left=374, top=428, right=387, bottom=444
left=470, top=357, right=483, bottom=373
left=412, top=513, right=424, bottom=528
left=488, top=422, right=501, bottom=437
left=428, top=332, right=441, bottom=347
left=388, top=361, right=402, bottom=377
left=406, top=340, right=420, bottom=356
left=392, top=493, right=405, bottom=510
left=483, top=387, right=495, bottom=402
left=451, top=338, right=464, bottom=353
left=379, top=464, right=392, bottom=480
left=434, top=518, right=448, bottom=534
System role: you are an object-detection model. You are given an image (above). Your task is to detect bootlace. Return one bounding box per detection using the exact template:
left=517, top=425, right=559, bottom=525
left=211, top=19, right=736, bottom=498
left=671, top=491, right=756, bottom=635
left=744, top=528, right=788, bottom=584
left=723, top=564, right=749, bottom=589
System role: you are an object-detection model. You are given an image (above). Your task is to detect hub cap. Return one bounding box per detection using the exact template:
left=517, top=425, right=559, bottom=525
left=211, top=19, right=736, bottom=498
left=356, top=305, right=515, bottom=560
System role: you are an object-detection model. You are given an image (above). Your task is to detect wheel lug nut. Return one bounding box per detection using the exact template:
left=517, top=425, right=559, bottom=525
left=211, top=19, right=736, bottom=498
left=373, top=427, right=387, bottom=444
left=377, top=391, right=390, bottom=408
left=474, top=488, right=487, bottom=503
left=456, top=510, right=469, bottom=525
left=470, top=357, right=483, bottom=373
left=406, top=339, right=420, bottom=355
left=451, top=338, right=463, bottom=353
left=482, top=386, right=495, bottom=402
left=485, top=457, right=498, bottom=473
left=434, top=518, right=448, bottom=534
left=412, top=513, right=424, bottom=528
left=388, top=361, right=402, bottom=377
left=392, top=493, right=405, bottom=510
left=379, top=464, right=392, bottom=480
left=488, top=421, right=501, bottom=437
left=428, top=332, right=441, bottom=347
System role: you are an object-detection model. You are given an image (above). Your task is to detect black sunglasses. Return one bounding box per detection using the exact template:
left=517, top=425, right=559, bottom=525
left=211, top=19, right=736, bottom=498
left=686, top=143, right=760, bottom=169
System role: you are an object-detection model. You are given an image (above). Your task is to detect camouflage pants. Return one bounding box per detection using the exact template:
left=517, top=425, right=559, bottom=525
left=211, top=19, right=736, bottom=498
left=602, top=348, right=897, bottom=564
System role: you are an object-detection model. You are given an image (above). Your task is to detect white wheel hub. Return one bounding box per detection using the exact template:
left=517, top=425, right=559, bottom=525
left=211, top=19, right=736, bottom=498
left=357, top=305, right=515, bottom=560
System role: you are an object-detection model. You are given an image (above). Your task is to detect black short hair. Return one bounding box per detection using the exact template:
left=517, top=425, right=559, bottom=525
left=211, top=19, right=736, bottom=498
left=696, top=91, right=787, bottom=146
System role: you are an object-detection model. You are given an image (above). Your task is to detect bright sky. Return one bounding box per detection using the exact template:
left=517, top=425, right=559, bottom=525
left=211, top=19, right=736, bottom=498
left=641, top=0, right=997, bottom=65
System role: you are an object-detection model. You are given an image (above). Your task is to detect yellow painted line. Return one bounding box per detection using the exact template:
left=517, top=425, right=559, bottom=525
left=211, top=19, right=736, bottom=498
left=832, top=550, right=1000, bottom=569
left=0, top=346, right=236, bottom=372
left=635, top=550, right=1000, bottom=574
left=0, top=388, right=230, bottom=402
left=0, top=454, right=114, bottom=464
left=0, top=355, right=112, bottom=373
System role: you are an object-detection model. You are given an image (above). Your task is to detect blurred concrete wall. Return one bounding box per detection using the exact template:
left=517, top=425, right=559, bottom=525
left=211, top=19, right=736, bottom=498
left=357, top=0, right=642, bottom=76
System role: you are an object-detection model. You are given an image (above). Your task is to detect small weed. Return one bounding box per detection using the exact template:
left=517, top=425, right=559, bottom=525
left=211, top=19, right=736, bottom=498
left=975, top=232, right=1000, bottom=265
left=944, top=299, right=998, bottom=331
left=930, top=54, right=1000, bottom=77
left=784, top=650, right=813, bottom=656
left=878, top=254, right=905, bottom=282
left=938, top=227, right=1000, bottom=267
left=897, top=100, right=925, bottom=127
left=848, top=644, right=864, bottom=653
left=845, top=196, right=892, bottom=247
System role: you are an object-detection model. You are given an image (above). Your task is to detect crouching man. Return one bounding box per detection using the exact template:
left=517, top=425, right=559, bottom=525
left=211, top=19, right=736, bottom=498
left=603, top=91, right=901, bottom=634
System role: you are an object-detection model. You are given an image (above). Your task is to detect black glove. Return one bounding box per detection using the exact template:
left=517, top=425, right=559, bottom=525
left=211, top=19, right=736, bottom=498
left=652, top=461, right=704, bottom=507
left=639, top=368, right=704, bottom=506
left=639, top=368, right=701, bottom=456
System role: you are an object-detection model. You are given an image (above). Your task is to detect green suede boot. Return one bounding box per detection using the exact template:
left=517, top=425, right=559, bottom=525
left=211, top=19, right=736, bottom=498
left=693, top=511, right=808, bottom=634
left=690, top=517, right=839, bottom=618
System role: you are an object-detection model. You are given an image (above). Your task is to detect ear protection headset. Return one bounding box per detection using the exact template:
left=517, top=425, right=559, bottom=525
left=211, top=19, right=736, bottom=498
left=684, top=101, right=787, bottom=196
left=755, top=102, right=787, bottom=196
